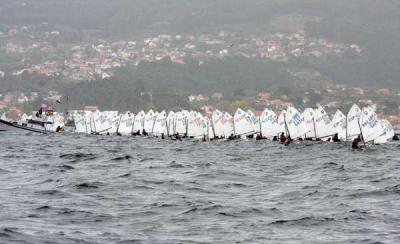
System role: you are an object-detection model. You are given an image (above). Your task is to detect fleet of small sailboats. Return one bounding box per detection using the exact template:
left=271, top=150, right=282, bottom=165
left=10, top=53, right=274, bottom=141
left=0, top=104, right=398, bottom=146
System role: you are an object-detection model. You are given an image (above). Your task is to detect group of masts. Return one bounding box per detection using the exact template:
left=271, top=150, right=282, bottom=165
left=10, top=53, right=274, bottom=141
left=67, top=103, right=396, bottom=145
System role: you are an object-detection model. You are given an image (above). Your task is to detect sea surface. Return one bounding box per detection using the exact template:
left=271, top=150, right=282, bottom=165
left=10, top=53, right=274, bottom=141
left=0, top=131, right=399, bottom=244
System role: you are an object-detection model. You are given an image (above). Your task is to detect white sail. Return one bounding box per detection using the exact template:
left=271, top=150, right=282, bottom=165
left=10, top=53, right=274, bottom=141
left=1, top=113, right=7, bottom=121
left=360, top=107, right=384, bottom=143
left=143, top=110, right=157, bottom=133
left=346, top=104, right=362, bottom=141
left=166, top=111, right=176, bottom=136
left=211, top=110, right=234, bottom=138
left=92, top=111, right=103, bottom=134
left=211, top=110, right=225, bottom=137
left=95, top=111, right=113, bottom=134
left=205, top=117, right=214, bottom=140
left=331, top=110, right=347, bottom=140
left=101, top=111, right=119, bottom=134
left=85, top=111, right=95, bottom=134
left=223, top=112, right=234, bottom=137
left=277, top=110, right=287, bottom=135
left=260, top=109, right=279, bottom=138
left=187, top=111, right=206, bottom=138
left=91, top=111, right=104, bottom=133
left=314, top=106, right=334, bottom=138
left=174, top=111, right=187, bottom=135
left=18, top=113, right=29, bottom=125
left=74, top=114, right=87, bottom=134
left=374, top=119, right=395, bottom=144
left=101, top=111, right=113, bottom=134
left=152, top=111, right=167, bottom=136
left=233, top=108, right=254, bottom=136
left=117, top=112, right=135, bottom=135
left=107, top=113, right=120, bottom=134
left=132, top=110, right=145, bottom=133
left=286, top=107, right=307, bottom=139
left=302, top=108, right=316, bottom=139
left=247, top=110, right=260, bottom=133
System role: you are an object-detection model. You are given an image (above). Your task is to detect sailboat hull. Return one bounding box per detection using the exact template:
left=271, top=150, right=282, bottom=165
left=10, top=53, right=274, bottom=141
left=0, top=119, right=49, bottom=134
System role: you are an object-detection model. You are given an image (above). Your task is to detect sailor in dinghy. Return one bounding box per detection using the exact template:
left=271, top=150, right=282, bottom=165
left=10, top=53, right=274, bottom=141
left=284, top=107, right=307, bottom=145
left=132, top=110, right=145, bottom=136
left=152, top=111, right=168, bottom=138
left=374, top=119, right=394, bottom=144
left=360, top=107, right=384, bottom=145
left=231, top=108, right=255, bottom=139
left=302, top=108, right=316, bottom=140
left=313, top=105, right=335, bottom=142
left=259, top=109, right=279, bottom=140
left=346, top=104, right=362, bottom=141
left=331, top=110, right=347, bottom=142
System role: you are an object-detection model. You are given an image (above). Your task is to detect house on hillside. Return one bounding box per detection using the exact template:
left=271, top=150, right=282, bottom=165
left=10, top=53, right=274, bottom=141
left=376, top=88, right=392, bottom=96
left=189, top=94, right=209, bottom=102
left=84, top=106, right=99, bottom=112
left=257, top=92, right=271, bottom=103
left=211, top=92, right=223, bottom=101
left=352, top=87, right=365, bottom=95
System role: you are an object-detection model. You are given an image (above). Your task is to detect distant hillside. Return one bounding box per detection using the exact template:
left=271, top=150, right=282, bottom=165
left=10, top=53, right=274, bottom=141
left=1, top=0, right=400, bottom=88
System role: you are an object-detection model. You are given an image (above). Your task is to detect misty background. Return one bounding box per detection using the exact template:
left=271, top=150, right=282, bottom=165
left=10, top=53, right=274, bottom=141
left=0, top=0, right=399, bottom=112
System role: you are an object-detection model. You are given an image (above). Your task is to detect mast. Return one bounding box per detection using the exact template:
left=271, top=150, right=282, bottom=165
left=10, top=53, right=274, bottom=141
left=151, top=114, right=157, bottom=134
left=233, top=116, right=236, bottom=136
left=173, top=117, right=177, bottom=135
left=313, top=117, right=317, bottom=140
left=284, top=111, right=291, bottom=139
left=130, top=114, right=136, bottom=135
left=85, top=115, right=88, bottom=135
left=357, top=114, right=365, bottom=144
left=345, top=114, right=348, bottom=141
left=116, top=114, right=123, bottom=135
left=92, top=116, right=97, bottom=134
left=210, top=117, right=216, bottom=138
left=185, top=117, right=188, bottom=137
left=141, top=114, right=145, bottom=133
left=166, top=118, right=169, bottom=137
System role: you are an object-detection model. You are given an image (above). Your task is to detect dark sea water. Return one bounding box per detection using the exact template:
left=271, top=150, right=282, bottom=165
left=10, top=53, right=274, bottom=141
left=0, top=131, right=399, bottom=244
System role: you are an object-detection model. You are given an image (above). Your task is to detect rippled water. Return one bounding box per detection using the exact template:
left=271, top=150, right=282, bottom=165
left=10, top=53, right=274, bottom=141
left=0, top=131, right=399, bottom=243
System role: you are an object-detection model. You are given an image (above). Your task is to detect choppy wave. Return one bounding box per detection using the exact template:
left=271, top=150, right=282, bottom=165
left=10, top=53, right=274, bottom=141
left=0, top=131, right=399, bottom=243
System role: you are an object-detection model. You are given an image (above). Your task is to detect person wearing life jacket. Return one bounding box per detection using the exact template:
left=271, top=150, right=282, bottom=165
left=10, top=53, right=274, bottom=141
left=352, top=134, right=363, bottom=149
left=284, top=135, right=292, bottom=146
left=36, top=107, right=43, bottom=118
left=142, top=129, right=148, bottom=136
left=175, top=133, right=182, bottom=141
left=352, top=138, right=359, bottom=149
left=393, top=134, right=399, bottom=141
left=272, top=136, right=278, bottom=141
left=132, top=130, right=141, bottom=136
left=228, top=133, right=235, bottom=140
left=357, top=134, right=364, bottom=144
left=332, top=133, right=340, bottom=142
left=279, top=132, right=286, bottom=144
